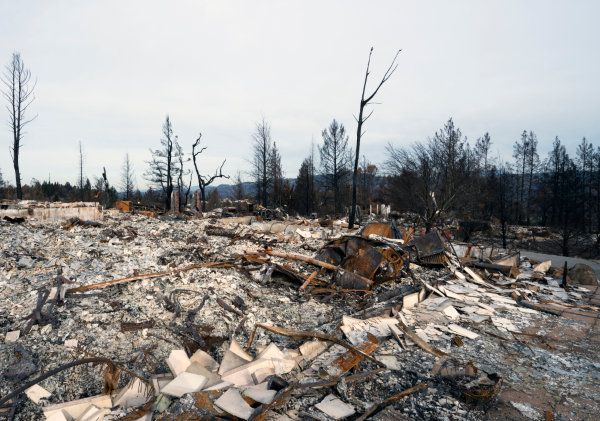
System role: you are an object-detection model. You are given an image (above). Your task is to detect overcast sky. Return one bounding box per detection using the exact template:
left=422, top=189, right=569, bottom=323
left=1, top=1, right=599, bottom=189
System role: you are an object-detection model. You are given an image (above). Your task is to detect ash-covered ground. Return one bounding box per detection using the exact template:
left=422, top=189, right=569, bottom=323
left=1, top=213, right=600, bottom=421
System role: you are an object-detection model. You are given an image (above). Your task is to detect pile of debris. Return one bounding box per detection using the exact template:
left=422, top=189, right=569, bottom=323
left=1, top=214, right=599, bottom=421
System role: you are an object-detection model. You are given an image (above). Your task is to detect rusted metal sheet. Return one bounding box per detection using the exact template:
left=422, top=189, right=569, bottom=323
left=343, top=247, right=385, bottom=279
left=362, top=222, right=394, bottom=238
left=407, top=230, right=452, bottom=264
left=313, top=236, right=407, bottom=288
left=334, top=270, right=372, bottom=290
left=265, top=250, right=374, bottom=288
left=452, top=336, right=463, bottom=347
left=115, top=201, right=132, bottom=212
left=322, top=334, right=379, bottom=378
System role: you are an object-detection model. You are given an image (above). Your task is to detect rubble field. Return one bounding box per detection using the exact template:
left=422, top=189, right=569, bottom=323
left=1, top=212, right=600, bottom=421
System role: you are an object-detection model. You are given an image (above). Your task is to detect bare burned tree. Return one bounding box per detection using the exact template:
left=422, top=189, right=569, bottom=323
left=230, top=169, right=246, bottom=201
left=385, top=118, right=475, bottom=232
left=192, top=133, right=229, bottom=212
left=319, top=119, right=351, bottom=214
left=348, top=48, right=401, bottom=228
left=143, top=115, right=182, bottom=211
left=248, top=115, right=273, bottom=206
left=1, top=52, right=37, bottom=200
left=77, top=141, right=86, bottom=201
left=119, top=152, right=137, bottom=200
left=175, top=142, right=191, bottom=210
left=102, top=167, right=109, bottom=208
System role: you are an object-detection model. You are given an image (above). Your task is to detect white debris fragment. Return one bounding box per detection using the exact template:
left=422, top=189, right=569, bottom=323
left=315, top=394, right=356, bottom=419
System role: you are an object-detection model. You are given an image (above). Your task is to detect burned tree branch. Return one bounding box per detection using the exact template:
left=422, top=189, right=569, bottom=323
left=192, top=133, right=230, bottom=212
left=349, top=48, right=401, bottom=229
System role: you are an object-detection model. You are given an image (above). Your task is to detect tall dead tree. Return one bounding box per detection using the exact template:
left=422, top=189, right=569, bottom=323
left=319, top=119, right=351, bottom=214
left=230, top=170, right=246, bottom=201
left=192, top=133, right=229, bottom=212
left=248, top=116, right=272, bottom=206
left=119, top=152, right=137, bottom=200
left=1, top=52, right=37, bottom=200
left=175, top=142, right=191, bottom=208
left=348, top=48, right=400, bottom=228
left=102, top=167, right=109, bottom=208
left=143, top=115, right=181, bottom=211
left=77, top=141, right=86, bottom=201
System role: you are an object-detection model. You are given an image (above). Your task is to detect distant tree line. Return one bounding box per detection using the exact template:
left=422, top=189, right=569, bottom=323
left=380, top=118, right=599, bottom=257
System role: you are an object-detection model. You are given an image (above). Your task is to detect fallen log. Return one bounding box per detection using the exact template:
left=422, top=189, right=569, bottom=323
left=67, top=261, right=233, bottom=294
left=396, top=321, right=453, bottom=359
left=356, top=383, right=427, bottom=421
left=262, top=250, right=374, bottom=287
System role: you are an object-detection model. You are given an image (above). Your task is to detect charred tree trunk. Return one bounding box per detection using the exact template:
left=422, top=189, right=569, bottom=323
left=349, top=48, right=400, bottom=228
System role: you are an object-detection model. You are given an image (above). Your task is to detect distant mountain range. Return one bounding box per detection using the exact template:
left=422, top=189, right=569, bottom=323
left=203, top=178, right=295, bottom=197
left=133, top=178, right=303, bottom=199
left=131, top=179, right=295, bottom=198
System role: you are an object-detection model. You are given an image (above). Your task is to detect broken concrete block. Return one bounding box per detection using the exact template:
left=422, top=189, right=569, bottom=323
left=25, top=384, right=51, bottom=403
left=166, top=349, right=191, bottom=377
left=256, top=345, right=301, bottom=359
left=87, top=409, right=111, bottom=421
left=204, top=381, right=234, bottom=391
left=315, top=394, right=356, bottom=419
left=64, top=339, right=78, bottom=349
left=299, top=340, right=329, bottom=360
left=533, top=260, right=551, bottom=274
left=447, top=324, right=479, bottom=339
left=160, top=372, right=208, bottom=397
left=75, top=405, right=111, bottom=421
left=5, top=331, right=19, bottom=343
left=221, top=368, right=256, bottom=388
left=272, top=358, right=295, bottom=375
left=442, top=305, right=459, bottom=320
left=73, top=405, right=97, bottom=421
left=229, top=337, right=254, bottom=362
left=283, top=348, right=301, bottom=358
left=218, top=350, right=251, bottom=376
left=186, top=361, right=222, bottom=389
left=43, top=394, right=112, bottom=421
left=113, top=378, right=151, bottom=409
left=222, top=357, right=275, bottom=378
left=296, top=229, right=311, bottom=239
left=46, top=410, right=68, bottom=421
left=151, top=373, right=174, bottom=396
left=214, top=388, right=255, bottom=420
left=256, top=343, right=285, bottom=360
left=252, top=367, right=275, bottom=384
left=403, top=292, right=419, bottom=310
left=190, top=349, right=219, bottom=372
left=375, top=355, right=402, bottom=370
left=242, top=387, right=277, bottom=404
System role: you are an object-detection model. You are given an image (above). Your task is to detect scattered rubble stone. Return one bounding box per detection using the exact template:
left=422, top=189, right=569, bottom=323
left=1, top=213, right=600, bottom=420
